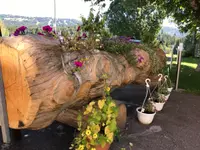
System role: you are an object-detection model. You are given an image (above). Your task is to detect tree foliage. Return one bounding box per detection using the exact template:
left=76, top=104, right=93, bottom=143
left=105, top=0, right=165, bottom=44
left=153, top=0, right=200, bottom=33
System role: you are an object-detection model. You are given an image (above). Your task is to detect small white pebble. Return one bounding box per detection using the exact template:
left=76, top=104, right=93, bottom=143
left=129, top=142, right=133, bottom=147
left=24, top=134, right=29, bottom=137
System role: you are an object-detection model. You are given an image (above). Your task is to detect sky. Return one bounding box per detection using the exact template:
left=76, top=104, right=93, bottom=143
left=0, top=0, right=177, bottom=28
left=0, top=0, right=110, bottom=20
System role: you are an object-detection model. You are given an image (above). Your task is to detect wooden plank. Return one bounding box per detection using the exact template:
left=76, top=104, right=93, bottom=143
left=0, top=59, right=11, bottom=143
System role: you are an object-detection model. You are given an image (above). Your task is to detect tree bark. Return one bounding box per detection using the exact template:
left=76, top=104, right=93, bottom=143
left=0, top=35, right=165, bottom=129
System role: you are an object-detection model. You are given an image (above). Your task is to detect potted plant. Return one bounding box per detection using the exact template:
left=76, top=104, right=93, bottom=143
left=136, top=101, right=156, bottom=125
left=70, top=76, right=119, bottom=150
left=165, top=75, right=173, bottom=93
left=158, top=84, right=170, bottom=101
left=150, top=93, right=166, bottom=111
left=136, top=79, right=156, bottom=125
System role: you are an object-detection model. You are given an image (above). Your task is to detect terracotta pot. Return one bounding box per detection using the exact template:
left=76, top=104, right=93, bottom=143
left=95, top=143, right=111, bottom=150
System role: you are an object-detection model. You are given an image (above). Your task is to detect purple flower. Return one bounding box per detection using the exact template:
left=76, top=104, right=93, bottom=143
left=77, top=26, right=81, bottom=32
left=82, top=33, right=87, bottom=38
left=42, top=25, right=53, bottom=32
left=38, top=32, right=44, bottom=35
left=138, top=55, right=144, bottom=63
left=13, top=29, right=20, bottom=36
left=74, top=61, right=83, bottom=67
left=18, top=26, right=27, bottom=32
left=77, top=36, right=81, bottom=41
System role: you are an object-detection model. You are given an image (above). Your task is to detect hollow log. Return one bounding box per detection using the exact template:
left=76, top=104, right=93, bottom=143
left=0, top=35, right=165, bottom=129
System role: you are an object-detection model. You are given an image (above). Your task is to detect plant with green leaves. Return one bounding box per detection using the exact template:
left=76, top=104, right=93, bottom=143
left=143, top=101, right=156, bottom=113
left=70, top=75, right=119, bottom=150
left=150, top=92, right=166, bottom=103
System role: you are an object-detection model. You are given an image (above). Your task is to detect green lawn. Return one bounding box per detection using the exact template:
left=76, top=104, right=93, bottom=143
left=168, top=56, right=200, bottom=95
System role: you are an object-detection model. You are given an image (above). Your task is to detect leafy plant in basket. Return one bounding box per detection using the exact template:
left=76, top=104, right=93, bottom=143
left=70, top=74, right=119, bottom=150
left=136, top=79, right=156, bottom=125
left=150, top=93, right=165, bottom=103
left=155, top=74, right=171, bottom=102
left=142, top=101, right=155, bottom=114
left=158, top=87, right=169, bottom=97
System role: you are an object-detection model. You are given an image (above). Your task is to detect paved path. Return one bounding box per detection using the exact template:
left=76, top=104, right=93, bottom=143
left=1, top=85, right=200, bottom=150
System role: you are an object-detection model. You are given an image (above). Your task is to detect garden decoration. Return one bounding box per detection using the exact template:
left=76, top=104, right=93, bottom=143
left=136, top=79, right=156, bottom=125
left=0, top=24, right=166, bottom=129
left=70, top=76, right=119, bottom=150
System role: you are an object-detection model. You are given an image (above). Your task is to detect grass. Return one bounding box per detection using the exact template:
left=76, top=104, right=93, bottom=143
left=167, top=56, right=200, bottom=95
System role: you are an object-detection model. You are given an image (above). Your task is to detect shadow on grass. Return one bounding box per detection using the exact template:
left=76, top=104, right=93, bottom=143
left=170, top=64, right=200, bottom=95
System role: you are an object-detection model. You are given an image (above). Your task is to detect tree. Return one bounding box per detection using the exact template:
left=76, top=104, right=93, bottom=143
left=105, top=0, right=166, bottom=44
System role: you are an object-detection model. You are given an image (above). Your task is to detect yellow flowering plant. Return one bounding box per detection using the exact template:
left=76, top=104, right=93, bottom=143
left=70, top=76, right=119, bottom=150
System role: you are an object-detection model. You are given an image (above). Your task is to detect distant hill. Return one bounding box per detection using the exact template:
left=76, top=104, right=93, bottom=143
left=0, top=14, right=186, bottom=38
left=0, top=14, right=81, bottom=27
left=161, top=26, right=186, bottom=38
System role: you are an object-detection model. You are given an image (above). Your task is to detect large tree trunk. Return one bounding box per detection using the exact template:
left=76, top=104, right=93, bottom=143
left=0, top=35, right=165, bottom=130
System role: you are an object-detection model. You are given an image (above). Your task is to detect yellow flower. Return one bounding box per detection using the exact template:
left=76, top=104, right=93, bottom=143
left=102, top=123, right=105, bottom=126
left=104, top=126, right=110, bottom=135
left=89, top=101, right=95, bottom=106
left=107, top=132, right=114, bottom=142
left=109, top=102, right=116, bottom=107
left=86, top=129, right=91, bottom=136
left=77, top=145, right=84, bottom=150
left=91, top=125, right=100, bottom=133
left=106, top=87, right=110, bottom=92
left=84, top=105, right=93, bottom=115
left=91, top=148, right=96, bottom=150
left=98, top=99, right=105, bottom=109
left=81, top=132, right=85, bottom=137
left=93, top=133, right=98, bottom=139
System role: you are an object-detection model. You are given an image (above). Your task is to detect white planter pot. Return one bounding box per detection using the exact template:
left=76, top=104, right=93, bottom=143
left=165, top=94, right=170, bottom=101
left=159, top=94, right=170, bottom=101
left=152, top=102, right=165, bottom=111
left=136, top=107, right=156, bottom=125
left=167, top=87, right=173, bottom=93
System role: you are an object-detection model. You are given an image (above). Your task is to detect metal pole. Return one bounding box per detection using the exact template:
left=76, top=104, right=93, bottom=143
left=170, top=45, right=175, bottom=70
left=53, top=0, right=57, bottom=32
left=0, top=59, right=11, bottom=143
left=175, top=43, right=183, bottom=90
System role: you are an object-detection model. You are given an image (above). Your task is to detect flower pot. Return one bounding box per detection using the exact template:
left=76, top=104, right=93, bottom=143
left=159, top=94, right=170, bottom=101
left=165, top=94, right=170, bottom=101
left=95, top=143, right=111, bottom=150
left=136, top=107, right=156, bottom=125
left=167, top=87, right=173, bottom=93
left=152, top=102, right=165, bottom=111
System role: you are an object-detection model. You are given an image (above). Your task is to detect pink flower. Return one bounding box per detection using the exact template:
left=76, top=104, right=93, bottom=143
left=38, top=32, right=44, bottom=35
left=77, top=26, right=81, bottom=31
left=74, top=61, right=83, bottom=67
left=82, top=33, right=87, bottom=38
left=42, top=25, right=53, bottom=32
left=138, top=55, right=144, bottom=63
left=18, top=26, right=27, bottom=32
